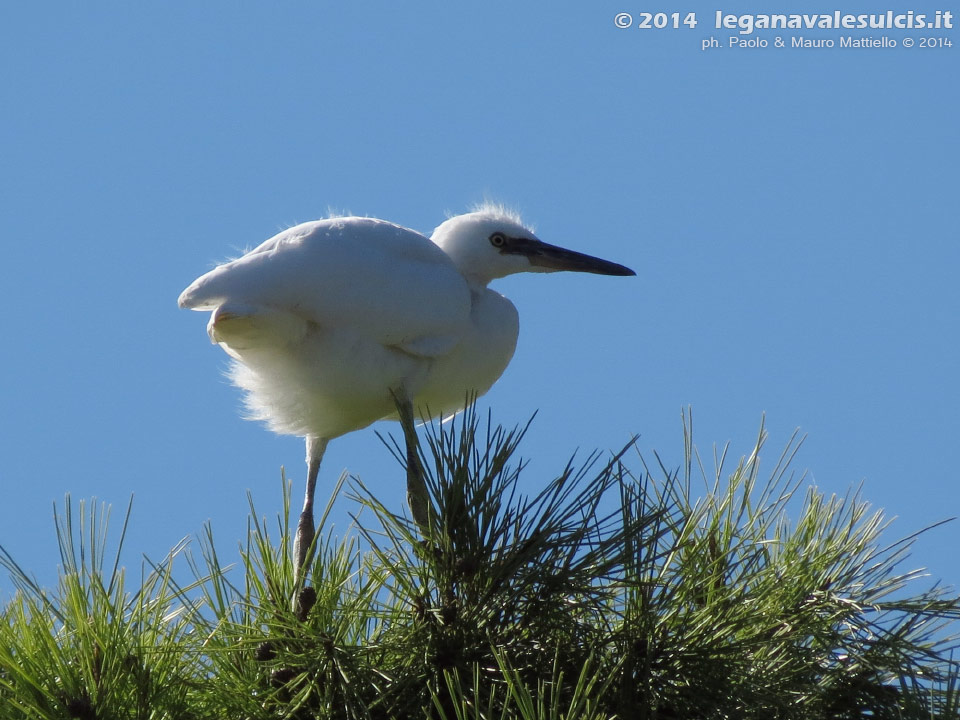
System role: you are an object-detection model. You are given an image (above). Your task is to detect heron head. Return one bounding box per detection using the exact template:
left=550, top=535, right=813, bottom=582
left=432, top=206, right=635, bottom=287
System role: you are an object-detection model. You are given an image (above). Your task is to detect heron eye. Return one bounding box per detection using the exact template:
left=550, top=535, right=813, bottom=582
left=489, top=232, right=507, bottom=248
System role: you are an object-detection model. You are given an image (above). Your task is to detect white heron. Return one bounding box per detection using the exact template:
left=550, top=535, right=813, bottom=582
left=178, top=205, right=634, bottom=573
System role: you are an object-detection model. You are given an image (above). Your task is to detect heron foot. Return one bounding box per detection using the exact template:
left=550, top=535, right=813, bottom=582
left=295, top=585, right=316, bottom=622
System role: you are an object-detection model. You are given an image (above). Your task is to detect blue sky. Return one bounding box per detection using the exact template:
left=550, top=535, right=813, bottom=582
left=1, top=3, right=956, bottom=598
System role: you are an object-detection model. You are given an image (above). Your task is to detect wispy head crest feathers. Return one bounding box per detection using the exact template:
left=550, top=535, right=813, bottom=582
left=465, top=201, right=533, bottom=233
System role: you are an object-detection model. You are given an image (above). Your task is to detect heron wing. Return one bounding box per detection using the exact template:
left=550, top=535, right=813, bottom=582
left=179, top=218, right=472, bottom=353
left=206, top=302, right=308, bottom=350
left=394, top=333, right=461, bottom=358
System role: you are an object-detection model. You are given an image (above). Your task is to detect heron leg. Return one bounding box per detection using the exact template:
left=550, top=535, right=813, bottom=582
left=397, top=397, right=430, bottom=531
left=294, top=435, right=328, bottom=576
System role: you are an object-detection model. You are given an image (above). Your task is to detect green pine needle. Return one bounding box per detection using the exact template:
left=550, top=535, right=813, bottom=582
left=1, top=404, right=958, bottom=719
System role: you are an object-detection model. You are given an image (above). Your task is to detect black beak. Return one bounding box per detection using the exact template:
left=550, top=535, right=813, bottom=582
left=507, top=237, right=635, bottom=276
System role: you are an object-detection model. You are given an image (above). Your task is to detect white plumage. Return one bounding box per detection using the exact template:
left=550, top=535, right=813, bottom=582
left=179, top=205, right=634, bottom=572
